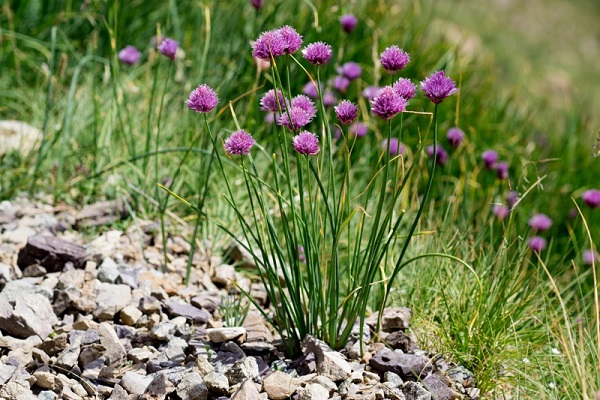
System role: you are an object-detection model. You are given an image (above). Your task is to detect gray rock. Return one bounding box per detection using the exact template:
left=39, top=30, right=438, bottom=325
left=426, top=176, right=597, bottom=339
left=162, top=298, right=209, bottom=324
left=17, top=234, right=86, bottom=272
left=150, top=321, right=177, bottom=341
left=57, top=269, right=86, bottom=289
left=203, top=371, right=229, bottom=395
left=369, top=348, right=432, bottom=379
left=298, top=383, right=330, bottom=400
left=38, top=390, right=58, bottom=400
left=139, top=296, right=161, bottom=314
left=230, top=378, right=262, bottom=400
left=98, top=322, right=126, bottom=364
left=1, top=279, right=54, bottom=300
left=117, top=267, right=139, bottom=288
left=22, top=264, right=47, bottom=277
left=81, top=357, right=105, bottom=380
left=121, top=371, right=153, bottom=395
left=226, top=357, right=260, bottom=386
left=465, top=387, right=480, bottom=399
left=176, top=371, right=208, bottom=400
left=55, top=339, right=81, bottom=369
left=68, top=329, right=100, bottom=345
left=212, top=264, right=235, bottom=286
left=6, top=346, right=34, bottom=368
left=36, top=333, right=68, bottom=356
left=120, top=305, right=143, bottom=326
left=0, top=379, right=37, bottom=400
left=385, top=330, right=416, bottom=352
left=207, top=327, right=246, bottom=343
left=403, top=381, right=432, bottom=400
left=263, top=370, right=298, bottom=399
left=97, top=257, right=120, bottom=283
left=0, top=292, right=58, bottom=338
left=303, top=335, right=352, bottom=382
left=384, top=371, right=404, bottom=388
left=53, top=286, right=97, bottom=315
left=191, top=294, right=220, bottom=313
left=195, top=355, right=215, bottom=377
left=0, top=363, right=17, bottom=385
left=94, top=283, right=131, bottom=320
left=423, top=374, right=457, bottom=400
left=108, top=384, right=132, bottom=400
left=33, top=370, right=60, bottom=390
left=162, top=337, right=188, bottom=363
left=128, top=348, right=155, bottom=363
left=142, top=372, right=176, bottom=399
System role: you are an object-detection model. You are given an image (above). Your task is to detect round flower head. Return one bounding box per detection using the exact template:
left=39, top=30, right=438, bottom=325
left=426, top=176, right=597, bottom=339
left=349, top=122, right=368, bottom=138
left=276, top=106, right=312, bottom=131
left=292, top=95, right=317, bottom=119
left=265, top=112, right=275, bottom=124
left=496, top=162, right=509, bottom=180
left=371, top=86, right=407, bottom=120
left=582, top=189, right=600, bottom=209
left=338, top=62, right=361, bottom=81
left=362, top=86, right=380, bottom=100
left=340, top=14, right=358, bottom=33
left=224, top=130, right=255, bottom=155
left=250, top=0, right=263, bottom=9
left=482, top=150, right=498, bottom=170
left=426, top=144, right=448, bottom=166
left=302, top=42, right=332, bottom=65
left=292, top=131, right=320, bottom=155
left=260, top=89, right=286, bottom=112
left=187, top=84, right=219, bottom=113
left=393, top=78, right=417, bottom=100
left=118, top=45, right=141, bottom=65
left=529, top=213, right=552, bottom=231
left=277, top=25, right=303, bottom=54
left=302, top=81, right=321, bottom=99
left=382, top=138, right=405, bottom=156
left=583, top=249, right=600, bottom=265
left=380, top=45, right=410, bottom=74
left=333, top=76, right=350, bottom=93
left=158, top=38, right=178, bottom=60
left=252, top=30, right=286, bottom=60
left=493, top=204, right=510, bottom=221
left=334, top=100, right=359, bottom=125
left=528, top=236, right=547, bottom=253
left=446, top=127, right=465, bottom=148
left=421, top=70, right=458, bottom=104
left=322, top=91, right=337, bottom=107
left=507, top=191, right=519, bottom=209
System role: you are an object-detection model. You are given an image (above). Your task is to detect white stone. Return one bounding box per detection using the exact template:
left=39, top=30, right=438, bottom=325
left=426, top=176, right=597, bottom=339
left=206, top=327, right=246, bottom=343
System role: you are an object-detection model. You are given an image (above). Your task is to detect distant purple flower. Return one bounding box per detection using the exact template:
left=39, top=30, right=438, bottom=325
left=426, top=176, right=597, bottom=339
left=382, top=138, right=405, bottom=156
left=265, top=112, right=275, bottom=124
left=252, top=30, right=285, bottom=60
left=392, top=78, right=417, bottom=100
left=333, top=76, right=350, bottom=92
left=529, top=213, right=552, bottom=231
left=495, top=161, right=509, bottom=180
left=528, top=236, right=547, bottom=252
left=362, top=86, right=380, bottom=100
left=349, top=122, right=368, bottom=138
left=340, top=14, right=358, bottom=33
left=158, top=38, right=178, bottom=60
left=582, top=189, right=600, bottom=209
left=302, top=81, right=320, bottom=98
left=277, top=106, right=312, bottom=131
left=292, top=95, right=316, bottom=119
left=278, top=25, right=302, bottom=54
left=250, top=0, right=263, bottom=9
left=421, top=70, right=458, bottom=104
left=118, top=45, right=141, bottom=65
left=583, top=249, right=599, bottom=265
left=482, top=150, right=498, bottom=170
left=446, top=127, right=465, bottom=148
left=298, top=245, right=306, bottom=263
left=322, top=91, right=337, bottom=107
left=187, top=84, right=219, bottom=113
left=338, top=62, right=361, bottom=80
left=371, top=86, right=407, bottom=120
left=493, top=204, right=510, bottom=221
left=507, top=191, right=519, bottom=209
left=260, top=89, right=286, bottom=112
left=302, top=42, right=332, bottom=65
left=380, top=45, right=410, bottom=74
left=293, top=131, right=320, bottom=155
left=224, top=130, right=255, bottom=155
left=427, top=144, right=448, bottom=166
left=334, top=100, right=358, bottom=124
left=568, top=208, right=578, bottom=219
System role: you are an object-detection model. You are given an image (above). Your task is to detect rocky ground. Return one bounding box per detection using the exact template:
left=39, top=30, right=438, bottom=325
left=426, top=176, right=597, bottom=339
left=0, top=195, right=481, bottom=400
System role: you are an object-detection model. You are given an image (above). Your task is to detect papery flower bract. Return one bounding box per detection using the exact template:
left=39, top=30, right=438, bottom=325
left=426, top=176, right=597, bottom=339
left=446, top=127, right=465, bottom=148
left=277, top=106, right=312, bottom=131
left=118, top=46, right=141, bottom=65
left=380, top=45, right=410, bottom=74
left=338, top=62, right=361, bottom=80
left=371, top=86, right=407, bottom=120
left=291, top=95, right=316, bottom=119
left=582, top=189, right=600, bottom=209
left=187, top=84, right=219, bottom=113
left=158, top=38, right=178, bottom=60
left=362, top=86, right=380, bottom=100
left=250, top=0, right=263, bottom=9
left=392, top=78, right=417, bottom=100
left=302, top=81, right=320, bottom=99
left=529, top=213, right=552, bottom=231
left=252, top=30, right=286, bottom=60
left=349, top=122, right=368, bottom=137
left=292, top=131, right=320, bottom=155
left=260, top=89, right=287, bottom=112
left=382, top=138, right=405, bottom=156
left=496, top=161, right=509, bottom=180
left=333, top=76, right=350, bottom=93
left=482, top=150, right=498, bottom=170
left=583, top=249, right=600, bottom=265
left=302, top=42, right=332, bottom=65
left=334, top=100, right=358, bottom=124
left=528, top=236, right=547, bottom=252
left=278, top=25, right=303, bottom=54
left=507, top=191, right=519, bottom=209
left=322, top=91, right=337, bottom=107
left=493, top=204, right=510, bottom=221
left=224, top=130, right=255, bottom=155
left=421, top=70, right=458, bottom=104
left=340, top=14, right=358, bottom=33
left=427, top=144, right=448, bottom=166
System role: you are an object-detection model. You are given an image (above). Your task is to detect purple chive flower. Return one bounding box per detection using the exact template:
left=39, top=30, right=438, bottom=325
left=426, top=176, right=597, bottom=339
left=371, top=86, right=407, bottom=120
left=349, top=122, right=368, bottom=138
left=187, top=84, right=219, bottom=113
left=392, top=78, right=417, bottom=100
left=528, top=236, right=547, bottom=253
left=298, top=245, right=306, bottom=263
left=582, top=189, right=600, bottom=209
left=302, top=81, right=320, bottom=98
left=529, top=213, right=553, bottom=231
left=446, top=127, right=465, bottom=148
left=427, top=145, right=449, bottom=166
left=302, top=42, right=332, bottom=65
left=252, top=30, right=286, bottom=60
left=292, top=131, right=320, bottom=155
left=250, top=0, right=263, bottom=9
left=333, top=76, right=350, bottom=92
left=277, top=25, right=303, bottom=54
left=482, top=150, right=498, bottom=170
left=334, top=100, right=359, bottom=124
left=340, top=14, right=358, bottom=33
left=338, top=62, right=361, bottom=80
left=292, top=95, right=316, bottom=119
left=382, top=138, right=405, bottom=156
left=265, top=112, right=275, bottom=124
left=224, top=130, right=255, bottom=155
left=507, top=191, right=519, bottom=209
left=158, top=38, right=178, bottom=60
left=421, top=70, right=458, bottom=104
left=493, top=204, right=510, bottom=221
left=260, top=89, right=287, bottom=112
left=380, top=45, right=410, bottom=74
left=583, top=249, right=600, bottom=265
left=118, top=45, right=141, bottom=65
left=277, top=107, right=312, bottom=131
left=362, top=86, right=380, bottom=100
left=495, top=161, right=509, bottom=180
left=322, top=91, right=337, bottom=107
